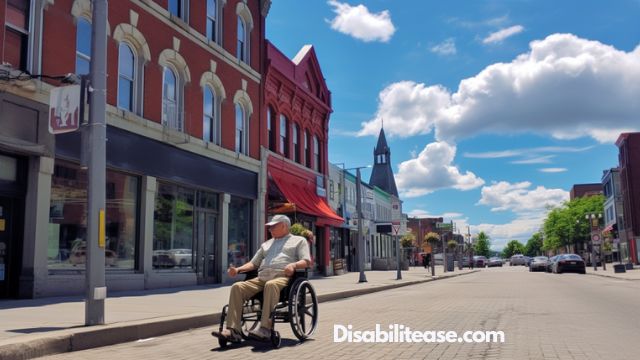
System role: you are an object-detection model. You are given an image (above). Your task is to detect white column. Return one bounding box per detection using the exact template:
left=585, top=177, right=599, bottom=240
left=141, top=176, right=156, bottom=287
left=220, top=193, right=231, bottom=283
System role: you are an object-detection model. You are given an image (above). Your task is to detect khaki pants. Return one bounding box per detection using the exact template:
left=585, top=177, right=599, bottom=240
left=226, top=277, right=290, bottom=331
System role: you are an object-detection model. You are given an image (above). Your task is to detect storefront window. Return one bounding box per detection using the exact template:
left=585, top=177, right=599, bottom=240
left=48, top=160, right=139, bottom=270
left=228, top=196, right=251, bottom=267
left=153, top=182, right=195, bottom=269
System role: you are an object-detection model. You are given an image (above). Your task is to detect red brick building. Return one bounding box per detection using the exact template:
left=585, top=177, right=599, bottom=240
left=569, top=183, right=603, bottom=200
left=261, top=41, right=342, bottom=275
left=0, top=0, right=273, bottom=298
left=616, top=133, right=640, bottom=264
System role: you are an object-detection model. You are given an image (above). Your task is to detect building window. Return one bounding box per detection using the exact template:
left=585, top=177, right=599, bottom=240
left=4, top=0, right=31, bottom=71
left=162, top=67, right=181, bottom=131
left=304, top=130, right=311, bottom=168
left=203, top=86, right=218, bottom=144
left=206, top=0, right=218, bottom=42
left=314, top=135, right=321, bottom=172
left=228, top=196, right=252, bottom=267
left=267, top=107, right=276, bottom=152
left=75, top=18, right=91, bottom=75
left=235, top=103, right=248, bottom=154
left=48, top=160, right=139, bottom=270
left=168, top=0, right=188, bottom=21
left=280, top=115, right=289, bottom=157
left=293, top=123, right=300, bottom=163
left=153, top=182, right=195, bottom=270
left=236, top=16, right=247, bottom=63
left=117, top=43, right=135, bottom=112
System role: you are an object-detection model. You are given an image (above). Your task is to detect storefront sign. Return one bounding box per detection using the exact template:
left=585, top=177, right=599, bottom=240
left=49, top=85, right=81, bottom=134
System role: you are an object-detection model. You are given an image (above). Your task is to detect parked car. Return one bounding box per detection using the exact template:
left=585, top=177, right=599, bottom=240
left=529, top=256, right=549, bottom=272
left=546, top=255, right=561, bottom=272
left=510, top=254, right=527, bottom=266
left=473, top=256, right=488, bottom=267
left=524, top=256, right=532, bottom=266
left=552, top=254, right=586, bottom=274
left=153, top=250, right=176, bottom=268
left=488, top=257, right=503, bottom=267
left=168, top=248, right=193, bottom=267
left=69, top=245, right=117, bottom=266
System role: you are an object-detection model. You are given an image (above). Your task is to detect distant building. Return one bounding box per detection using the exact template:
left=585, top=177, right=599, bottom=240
left=616, top=133, right=640, bottom=264
left=601, top=168, right=627, bottom=263
left=570, top=183, right=603, bottom=200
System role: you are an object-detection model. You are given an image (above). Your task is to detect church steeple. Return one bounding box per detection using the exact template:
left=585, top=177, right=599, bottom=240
left=369, top=125, right=399, bottom=197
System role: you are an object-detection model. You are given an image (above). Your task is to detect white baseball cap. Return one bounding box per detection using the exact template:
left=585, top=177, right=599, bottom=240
left=265, top=214, right=291, bottom=227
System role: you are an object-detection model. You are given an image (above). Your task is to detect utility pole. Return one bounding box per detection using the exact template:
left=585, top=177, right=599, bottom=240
left=85, top=0, right=108, bottom=326
left=355, top=168, right=367, bottom=283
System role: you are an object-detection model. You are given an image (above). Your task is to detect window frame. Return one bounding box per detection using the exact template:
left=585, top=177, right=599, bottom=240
left=162, top=66, right=182, bottom=131
left=279, top=115, right=289, bottom=157
left=235, top=103, right=249, bottom=155
left=203, top=85, right=220, bottom=145
left=117, top=42, right=136, bottom=112
left=314, top=135, right=321, bottom=172
left=236, top=15, right=247, bottom=63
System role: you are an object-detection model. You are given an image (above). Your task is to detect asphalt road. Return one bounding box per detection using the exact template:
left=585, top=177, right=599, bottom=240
left=40, top=266, right=640, bottom=360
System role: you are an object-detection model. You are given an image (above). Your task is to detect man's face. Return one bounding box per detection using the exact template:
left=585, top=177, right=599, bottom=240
left=268, top=222, right=289, bottom=238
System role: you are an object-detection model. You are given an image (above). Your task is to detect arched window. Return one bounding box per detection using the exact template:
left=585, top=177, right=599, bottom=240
left=235, top=103, right=248, bottom=154
left=304, top=130, right=311, bottom=168
left=162, top=67, right=180, bottom=131
left=267, top=107, right=276, bottom=152
left=314, top=135, right=321, bottom=172
left=293, top=123, right=300, bottom=163
left=76, top=18, right=92, bottom=75
left=203, top=86, right=217, bottom=144
left=237, top=16, right=247, bottom=62
left=118, top=43, right=135, bottom=111
left=280, top=115, right=289, bottom=157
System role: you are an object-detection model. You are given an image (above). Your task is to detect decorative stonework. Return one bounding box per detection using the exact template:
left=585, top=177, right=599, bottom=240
left=129, top=10, right=139, bottom=27
left=158, top=49, right=191, bottom=83
left=233, top=89, right=254, bottom=116
left=235, top=2, right=254, bottom=31
left=200, top=72, right=226, bottom=100
left=112, top=23, right=151, bottom=62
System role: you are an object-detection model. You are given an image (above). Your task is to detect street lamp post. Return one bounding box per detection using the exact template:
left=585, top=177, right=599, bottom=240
left=335, top=163, right=349, bottom=270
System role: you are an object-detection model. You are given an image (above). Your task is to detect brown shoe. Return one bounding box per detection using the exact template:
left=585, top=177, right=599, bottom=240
left=211, top=328, right=242, bottom=343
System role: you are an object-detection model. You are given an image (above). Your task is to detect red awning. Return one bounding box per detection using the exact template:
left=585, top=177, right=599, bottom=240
left=270, top=168, right=344, bottom=227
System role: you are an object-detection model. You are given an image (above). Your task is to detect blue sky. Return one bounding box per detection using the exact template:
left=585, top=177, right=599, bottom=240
left=266, top=0, right=640, bottom=250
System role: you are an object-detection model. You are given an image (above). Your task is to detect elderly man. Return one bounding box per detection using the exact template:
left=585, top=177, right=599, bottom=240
left=212, top=214, right=311, bottom=342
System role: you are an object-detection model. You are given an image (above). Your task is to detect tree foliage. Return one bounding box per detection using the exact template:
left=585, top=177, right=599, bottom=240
left=524, top=232, right=543, bottom=257
left=542, top=195, right=605, bottom=252
left=424, top=232, right=440, bottom=244
left=401, top=230, right=416, bottom=248
left=502, top=240, right=525, bottom=258
left=474, top=232, right=491, bottom=257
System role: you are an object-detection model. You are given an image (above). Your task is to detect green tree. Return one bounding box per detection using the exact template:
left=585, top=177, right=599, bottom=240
left=524, top=232, right=543, bottom=257
left=474, top=232, right=491, bottom=257
left=542, top=195, right=605, bottom=253
left=502, top=240, right=525, bottom=258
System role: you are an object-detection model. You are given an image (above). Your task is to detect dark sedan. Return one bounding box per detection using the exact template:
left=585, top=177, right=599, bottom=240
left=552, top=254, right=586, bottom=274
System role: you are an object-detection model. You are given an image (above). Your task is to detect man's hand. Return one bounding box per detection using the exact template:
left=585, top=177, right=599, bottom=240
left=284, top=263, right=296, bottom=277
left=228, top=266, right=238, bottom=277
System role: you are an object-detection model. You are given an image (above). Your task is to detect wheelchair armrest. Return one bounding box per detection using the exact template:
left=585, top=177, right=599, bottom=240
left=242, top=269, right=258, bottom=280
left=292, top=269, right=309, bottom=280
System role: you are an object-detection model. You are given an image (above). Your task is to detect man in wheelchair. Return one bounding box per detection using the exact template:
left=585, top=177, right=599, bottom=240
left=212, top=214, right=311, bottom=343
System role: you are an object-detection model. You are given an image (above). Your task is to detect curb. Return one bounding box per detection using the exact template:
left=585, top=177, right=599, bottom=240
left=585, top=272, right=640, bottom=281
left=0, top=270, right=478, bottom=360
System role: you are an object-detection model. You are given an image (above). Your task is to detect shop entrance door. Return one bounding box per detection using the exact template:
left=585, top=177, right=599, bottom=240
left=196, top=212, right=217, bottom=284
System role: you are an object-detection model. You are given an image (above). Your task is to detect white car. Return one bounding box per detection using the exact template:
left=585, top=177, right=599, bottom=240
left=510, top=254, right=527, bottom=266
left=168, top=249, right=193, bottom=267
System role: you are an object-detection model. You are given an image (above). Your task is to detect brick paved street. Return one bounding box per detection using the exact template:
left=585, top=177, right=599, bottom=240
left=41, top=267, right=640, bottom=360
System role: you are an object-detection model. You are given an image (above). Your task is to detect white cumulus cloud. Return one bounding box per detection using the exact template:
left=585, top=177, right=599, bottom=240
left=477, top=181, right=568, bottom=216
left=482, top=25, right=524, bottom=44
left=327, top=1, right=396, bottom=42
left=431, top=38, right=457, bottom=56
left=473, top=218, right=543, bottom=250
left=395, top=141, right=485, bottom=198
left=359, top=34, right=640, bottom=144
left=539, top=167, right=568, bottom=173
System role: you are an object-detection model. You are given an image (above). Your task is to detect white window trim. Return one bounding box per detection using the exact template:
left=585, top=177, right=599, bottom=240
left=203, top=85, right=221, bottom=145
left=235, top=103, right=249, bottom=155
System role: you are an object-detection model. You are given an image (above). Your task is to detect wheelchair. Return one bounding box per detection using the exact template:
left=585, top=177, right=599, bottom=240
left=217, top=269, right=319, bottom=348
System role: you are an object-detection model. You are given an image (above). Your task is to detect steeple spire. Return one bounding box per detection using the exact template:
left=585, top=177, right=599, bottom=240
left=369, top=125, right=398, bottom=197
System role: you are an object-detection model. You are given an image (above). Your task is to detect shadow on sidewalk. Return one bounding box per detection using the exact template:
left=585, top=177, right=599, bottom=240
left=0, top=283, right=231, bottom=310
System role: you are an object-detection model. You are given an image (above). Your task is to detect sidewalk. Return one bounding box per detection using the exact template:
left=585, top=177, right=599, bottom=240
left=585, top=263, right=640, bottom=280
left=0, top=266, right=476, bottom=360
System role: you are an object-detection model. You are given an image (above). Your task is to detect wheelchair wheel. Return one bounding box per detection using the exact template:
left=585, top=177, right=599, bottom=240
left=288, top=279, right=318, bottom=341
